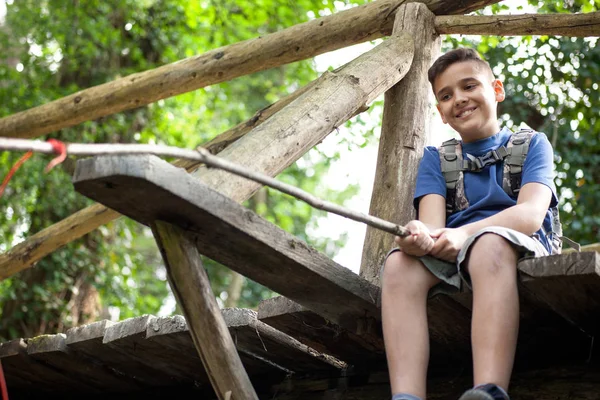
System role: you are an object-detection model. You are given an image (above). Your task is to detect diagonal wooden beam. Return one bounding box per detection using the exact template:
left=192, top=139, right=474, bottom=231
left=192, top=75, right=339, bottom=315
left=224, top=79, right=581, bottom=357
left=0, top=29, right=411, bottom=281
left=0, top=0, right=500, bottom=139
left=0, top=80, right=318, bottom=281
left=73, top=154, right=381, bottom=331
left=152, top=222, right=258, bottom=400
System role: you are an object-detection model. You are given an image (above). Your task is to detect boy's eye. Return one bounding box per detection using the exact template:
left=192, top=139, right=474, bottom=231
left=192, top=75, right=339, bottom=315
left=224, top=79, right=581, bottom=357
left=440, top=93, right=451, bottom=101
left=465, top=83, right=477, bottom=90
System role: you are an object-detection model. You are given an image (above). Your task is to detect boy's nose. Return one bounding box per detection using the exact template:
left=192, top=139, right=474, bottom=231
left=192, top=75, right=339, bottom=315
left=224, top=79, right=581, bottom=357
left=455, top=91, right=468, bottom=105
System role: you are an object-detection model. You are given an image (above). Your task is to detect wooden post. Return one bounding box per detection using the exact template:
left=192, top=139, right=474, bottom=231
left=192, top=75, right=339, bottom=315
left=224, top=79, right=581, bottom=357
left=360, top=2, right=441, bottom=284
left=152, top=221, right=258, bottom=400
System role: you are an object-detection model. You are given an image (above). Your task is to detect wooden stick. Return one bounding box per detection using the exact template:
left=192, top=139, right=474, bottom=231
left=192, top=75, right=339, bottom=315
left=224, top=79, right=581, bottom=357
left=435, top=12, right=600, bottom=37
left=0, top=0, right=502, bottom=139
left=152, top=221, right=258, bottom=400
left=0, top=138, right=410, bottom=238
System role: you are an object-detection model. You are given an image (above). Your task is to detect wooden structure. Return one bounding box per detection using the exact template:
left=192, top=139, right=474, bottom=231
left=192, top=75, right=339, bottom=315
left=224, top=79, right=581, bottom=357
left=1, top=1, right=600, bottom=399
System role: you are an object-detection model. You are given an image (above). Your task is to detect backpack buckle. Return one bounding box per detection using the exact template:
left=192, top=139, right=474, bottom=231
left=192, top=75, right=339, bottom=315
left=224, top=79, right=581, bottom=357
left=473, top=149, right=502, bottom=170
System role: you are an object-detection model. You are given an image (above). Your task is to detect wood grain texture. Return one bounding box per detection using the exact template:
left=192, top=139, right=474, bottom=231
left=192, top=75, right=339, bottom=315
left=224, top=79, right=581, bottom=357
left=519, top=252, right=600, bottom=335
left=152, top=222, right=258, bottom=400
left=0, top=0, right=500, bottom=139
left=73, top=155, right=381, bottom=332
left=360, top=2, right=441, bottom=284
left=436, top=12, right=600, bottom=37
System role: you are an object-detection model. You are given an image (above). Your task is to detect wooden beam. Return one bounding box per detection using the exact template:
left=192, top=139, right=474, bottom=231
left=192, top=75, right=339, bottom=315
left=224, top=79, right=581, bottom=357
left=152, top=221, right=258, bottom=400
left=0, top=0, right=500, bottom=139
left=360, top=2, right=440, bottom=284
left=1, top=30, right=412, bottom=281
left=0, top=79, right=327, bottom=281
left=519, top=251, right=600, bottom=335
left=436, top=12, right=600, bottom=37
left=0, top=63, right=363, bottom=282
left=190, top=31, right=414, bottom=201
left=72, top=155, right=381, bottom=331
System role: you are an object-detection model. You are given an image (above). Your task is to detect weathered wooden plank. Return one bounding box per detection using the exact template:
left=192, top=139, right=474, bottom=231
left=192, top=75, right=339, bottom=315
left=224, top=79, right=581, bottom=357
left=0, top=0, right=499, bottom=139
left=65, top=319, right=182, bottom=387
left=519, top=252, right=600, bottom=335
left=257, top=296, right=385, bottom=366
left=0, top=339, right=92, bottom=392
left=26, top=333, right=142, bottom=392
left=360, top=1, right=440, bottom=284
left=435, top=12, right=600, bottom=37
left=146, top=315, right=289, bottom=379
left=223, top=308, right=345, bottom=373
left=101, top=315, right=210, bottom=384
left=73, top=155, right=381, bottom=332
left=153, top=222, right=258, bottom=400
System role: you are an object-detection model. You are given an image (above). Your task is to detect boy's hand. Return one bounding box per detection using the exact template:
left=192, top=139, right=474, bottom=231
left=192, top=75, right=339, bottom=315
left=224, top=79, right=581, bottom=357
left=394, top=220, right=435, bottom=257
left=429, top=227, right=469, bottom=262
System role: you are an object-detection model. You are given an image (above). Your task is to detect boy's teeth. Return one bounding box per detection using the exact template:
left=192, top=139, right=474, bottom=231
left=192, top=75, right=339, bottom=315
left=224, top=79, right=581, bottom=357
left=458, top=108, right=475, bottom=117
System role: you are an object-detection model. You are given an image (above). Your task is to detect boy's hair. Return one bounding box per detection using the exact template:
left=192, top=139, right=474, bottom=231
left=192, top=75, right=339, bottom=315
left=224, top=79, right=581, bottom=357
left=428, top=48, right=494, bottom=89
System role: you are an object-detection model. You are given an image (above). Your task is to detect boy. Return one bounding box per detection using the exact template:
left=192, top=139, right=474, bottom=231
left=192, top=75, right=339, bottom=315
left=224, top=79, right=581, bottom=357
left=381, top=48, right=558, bottom=400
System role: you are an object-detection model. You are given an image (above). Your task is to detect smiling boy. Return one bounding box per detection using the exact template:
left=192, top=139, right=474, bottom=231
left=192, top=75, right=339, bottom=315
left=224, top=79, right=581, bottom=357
left=381, top=48, right=558, bottom=400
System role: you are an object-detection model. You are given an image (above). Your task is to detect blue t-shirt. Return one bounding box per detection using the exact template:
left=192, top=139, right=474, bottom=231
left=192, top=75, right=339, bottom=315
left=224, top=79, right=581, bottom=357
left=414, top=127, right=558, bottom=253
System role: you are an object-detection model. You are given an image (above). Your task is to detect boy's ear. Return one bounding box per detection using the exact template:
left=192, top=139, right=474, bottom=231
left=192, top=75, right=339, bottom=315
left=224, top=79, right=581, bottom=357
left=493, top=79, right=505, bottom=102
left=436, top=103, right=448, bottom=124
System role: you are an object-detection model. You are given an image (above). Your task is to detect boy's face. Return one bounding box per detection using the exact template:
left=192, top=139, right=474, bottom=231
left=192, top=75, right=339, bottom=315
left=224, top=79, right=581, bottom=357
left=433, top=61, right=505, bottom=142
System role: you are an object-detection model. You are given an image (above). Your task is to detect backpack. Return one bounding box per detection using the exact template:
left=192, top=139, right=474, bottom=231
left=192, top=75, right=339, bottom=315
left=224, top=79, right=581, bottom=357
left=437, top=128, right=578, bottom=255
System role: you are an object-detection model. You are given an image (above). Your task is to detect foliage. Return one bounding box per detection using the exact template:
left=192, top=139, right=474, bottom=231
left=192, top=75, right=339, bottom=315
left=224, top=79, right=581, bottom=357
left=0, top=0, right=363, bottom=340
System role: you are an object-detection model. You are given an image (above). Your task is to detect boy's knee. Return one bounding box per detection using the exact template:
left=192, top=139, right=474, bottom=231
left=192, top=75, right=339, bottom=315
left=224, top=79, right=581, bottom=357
left=467, top=233, right=518, bottom=280
left=382, top=251, right=432, bottom=294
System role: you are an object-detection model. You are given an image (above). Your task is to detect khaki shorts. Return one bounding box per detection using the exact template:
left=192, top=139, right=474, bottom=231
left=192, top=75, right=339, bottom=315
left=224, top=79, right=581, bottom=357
left=381, top=226, right=549, bottom=297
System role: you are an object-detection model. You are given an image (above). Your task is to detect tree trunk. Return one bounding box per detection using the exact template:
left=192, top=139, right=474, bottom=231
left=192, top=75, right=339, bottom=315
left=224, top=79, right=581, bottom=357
left=360, top=2, right=441, bottom=284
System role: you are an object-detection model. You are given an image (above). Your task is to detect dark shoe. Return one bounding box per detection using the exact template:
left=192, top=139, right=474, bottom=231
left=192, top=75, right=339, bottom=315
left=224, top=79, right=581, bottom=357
left=458, top=384, right=510, bottom=400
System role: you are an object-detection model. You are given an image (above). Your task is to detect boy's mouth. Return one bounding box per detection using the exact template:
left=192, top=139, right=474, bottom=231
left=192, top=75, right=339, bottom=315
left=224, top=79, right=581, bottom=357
left=456, top=107, right=477, bottom=118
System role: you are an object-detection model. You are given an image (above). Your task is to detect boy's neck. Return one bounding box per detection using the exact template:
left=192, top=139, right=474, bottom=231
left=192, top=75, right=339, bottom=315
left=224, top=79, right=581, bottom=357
left=459, top=123, right=502, bottom=143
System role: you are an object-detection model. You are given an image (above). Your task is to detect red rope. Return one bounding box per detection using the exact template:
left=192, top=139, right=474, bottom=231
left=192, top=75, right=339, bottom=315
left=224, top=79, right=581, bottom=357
left=0, top=360, right=9, bottom=400
left=0, top=139, right=68, bottom=199
left=0, top=150, right=33, bottom=199
left=45, top=139, right=67, bottom=173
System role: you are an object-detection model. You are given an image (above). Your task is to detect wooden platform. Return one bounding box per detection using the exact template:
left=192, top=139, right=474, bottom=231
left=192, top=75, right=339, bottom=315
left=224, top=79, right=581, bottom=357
left=2, top=154, right=599, bottom=398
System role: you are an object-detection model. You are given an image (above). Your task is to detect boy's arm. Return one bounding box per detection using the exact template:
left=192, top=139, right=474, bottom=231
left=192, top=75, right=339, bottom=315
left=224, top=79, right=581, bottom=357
left=418, top=193, right=446, bottom=231
left=461, top=182, right=551, bottom=236
left=430, top=183, right=552, bottom=261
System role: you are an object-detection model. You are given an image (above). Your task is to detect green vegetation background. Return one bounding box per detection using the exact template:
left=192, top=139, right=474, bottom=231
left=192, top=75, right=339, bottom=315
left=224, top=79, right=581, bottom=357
left=0, top=0, right=597, bottom=340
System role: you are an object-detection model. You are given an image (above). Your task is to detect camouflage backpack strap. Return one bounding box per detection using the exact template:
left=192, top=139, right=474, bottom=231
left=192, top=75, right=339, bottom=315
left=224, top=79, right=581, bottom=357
left=438, top=138, right=469, bottom=215
left=502, top=128, right=581, bottom=255
left=503, top=128, right=536, bottom=197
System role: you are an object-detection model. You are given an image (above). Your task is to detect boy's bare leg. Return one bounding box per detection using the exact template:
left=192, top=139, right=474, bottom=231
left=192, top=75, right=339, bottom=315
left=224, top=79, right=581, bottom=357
left=382, top=251, right=440, bottom=398
left=467, top=233, right=520, bottom=391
